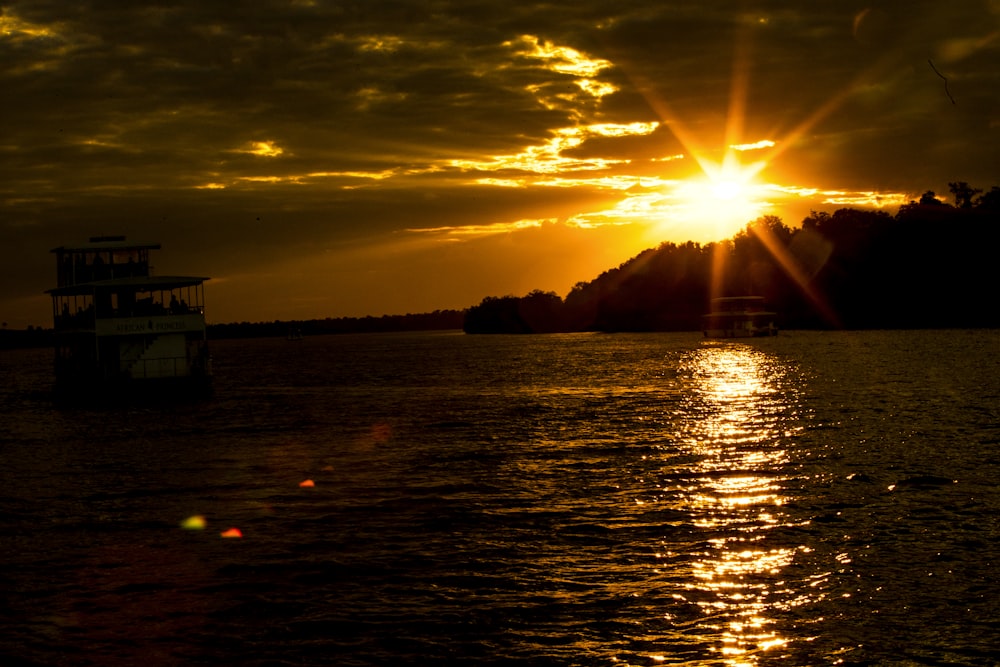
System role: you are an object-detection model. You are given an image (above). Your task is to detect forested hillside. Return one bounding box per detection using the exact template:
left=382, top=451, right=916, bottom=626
left=464, top=183, right=1000, bottom=333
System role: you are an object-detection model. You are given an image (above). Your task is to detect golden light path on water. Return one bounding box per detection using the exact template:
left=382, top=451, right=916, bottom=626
left=662, top=343, right=814, bottom=666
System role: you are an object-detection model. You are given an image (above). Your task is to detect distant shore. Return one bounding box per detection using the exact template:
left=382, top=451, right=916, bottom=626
left=0, top=310, right=466, bottom=349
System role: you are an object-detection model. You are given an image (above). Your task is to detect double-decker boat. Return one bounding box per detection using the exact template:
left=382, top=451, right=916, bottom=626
left=47, top=236, right=211, bottom=399
left=703, top=296, right=778, bottom=338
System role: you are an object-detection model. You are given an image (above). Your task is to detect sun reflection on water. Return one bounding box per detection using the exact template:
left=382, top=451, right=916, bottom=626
left=660, top=342, right=810, bottom=665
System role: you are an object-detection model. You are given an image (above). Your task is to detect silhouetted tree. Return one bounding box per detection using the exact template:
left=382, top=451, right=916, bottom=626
left=919, top=190, right=947, bottom=206
left=949, top=181, right=982, bottom=208
left=975, top=186, right=1000, bottom=210
left=464, top=295, right=532, bottom=333
left=518, top=290, right=568, bottom=333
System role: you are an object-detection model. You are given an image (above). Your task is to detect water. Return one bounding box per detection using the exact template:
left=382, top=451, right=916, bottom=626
left=1, top=330, right=998, bottom=666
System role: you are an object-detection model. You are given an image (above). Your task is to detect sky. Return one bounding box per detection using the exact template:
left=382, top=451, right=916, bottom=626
left=2, top=1, right=998, bottom=326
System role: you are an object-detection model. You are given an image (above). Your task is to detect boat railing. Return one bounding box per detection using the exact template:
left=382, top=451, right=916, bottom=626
left=129, top=356, right=190, bottom=379
left=54, top=308, right=96, bottom=330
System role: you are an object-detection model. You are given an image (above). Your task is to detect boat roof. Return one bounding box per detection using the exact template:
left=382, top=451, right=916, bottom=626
left=704, top=310, right=776, bottom=316
left=710, top=295, right=766, bottom=302
left=51, top=236, right=161, bottom=253
left=47, top=275, right=209, bottom=295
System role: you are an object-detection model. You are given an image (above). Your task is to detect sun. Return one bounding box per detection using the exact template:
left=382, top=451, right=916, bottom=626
left=673, top=153, right=770, bottom=239
left=710, top=178, right=745, bottom=201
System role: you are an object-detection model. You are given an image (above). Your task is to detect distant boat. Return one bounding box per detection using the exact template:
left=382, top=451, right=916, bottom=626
left=46, top=236, right=212, bottom=399
left=703, top=296, right=778, bottom=338
left=287, top=328, right=304, bottom=341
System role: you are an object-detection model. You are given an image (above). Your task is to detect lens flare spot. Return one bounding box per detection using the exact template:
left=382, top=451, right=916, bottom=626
left=180, top=515, right=206, bottom=530
left=299, top=479, right=315, bottom=488
left=220, top=527, right=243, bottom=538
left=371, top=422, right=393, bottom=443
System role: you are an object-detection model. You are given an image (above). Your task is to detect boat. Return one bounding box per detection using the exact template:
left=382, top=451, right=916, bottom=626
left=703, top=296, right=778, bottom=338
left=46, top=236, right=212, bottom=399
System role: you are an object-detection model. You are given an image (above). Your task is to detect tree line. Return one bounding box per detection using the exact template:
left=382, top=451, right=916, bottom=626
left=464, top=182, right=1000, bottom=333
left=0, top=310, right=465, bottom=349
left=207, top=310, right=465, bottom=339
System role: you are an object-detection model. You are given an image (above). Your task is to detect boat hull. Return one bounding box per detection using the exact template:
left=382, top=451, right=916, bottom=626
left=703, top=296, right=778, bottom=339
left=703, top=326, right=777, bottom=338
left=53, top=374, right=213, bottom=406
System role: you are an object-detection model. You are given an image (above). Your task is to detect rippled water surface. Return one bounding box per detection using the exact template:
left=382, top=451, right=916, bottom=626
left=2, top=330, right=999, bottom=665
